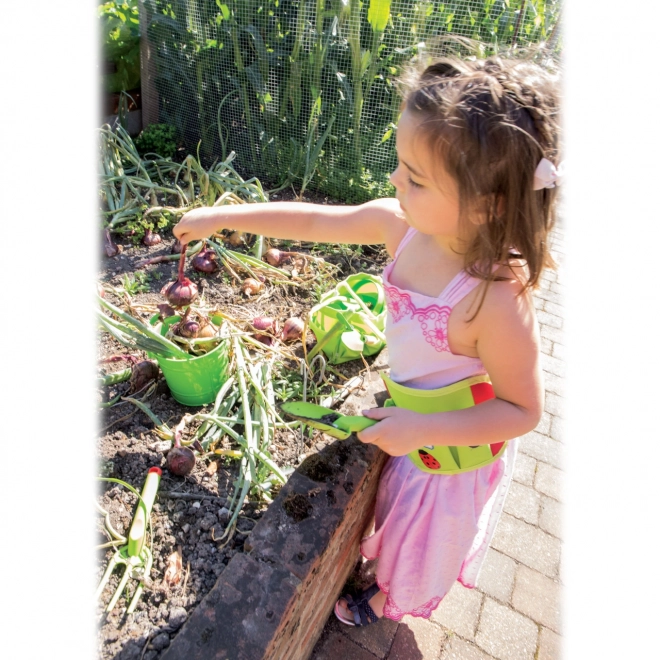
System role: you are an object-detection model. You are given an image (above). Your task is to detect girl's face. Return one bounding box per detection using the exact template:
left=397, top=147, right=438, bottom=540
left=389, top=109, right=465, bottom=243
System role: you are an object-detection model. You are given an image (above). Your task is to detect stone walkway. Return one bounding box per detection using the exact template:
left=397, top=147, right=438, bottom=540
left=309, top=225, right=565, bottom=660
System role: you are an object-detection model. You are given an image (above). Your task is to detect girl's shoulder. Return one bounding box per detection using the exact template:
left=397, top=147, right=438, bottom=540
left=358, top=197, right=409, bottom=256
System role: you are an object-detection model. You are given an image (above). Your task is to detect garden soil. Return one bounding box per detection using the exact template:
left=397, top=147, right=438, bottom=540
left=96, top=191, right=390, bottom=660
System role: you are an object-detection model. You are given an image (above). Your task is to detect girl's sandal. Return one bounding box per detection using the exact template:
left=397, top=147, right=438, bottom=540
left=334, top=583, right=380, bottom=627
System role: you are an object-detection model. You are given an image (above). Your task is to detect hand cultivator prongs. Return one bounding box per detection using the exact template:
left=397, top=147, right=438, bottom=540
left=96, top=467, right=162, bottom=614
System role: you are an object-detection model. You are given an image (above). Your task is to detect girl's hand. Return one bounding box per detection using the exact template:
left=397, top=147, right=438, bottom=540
left=356, top=407, right=426, bottom=456
left=173, top=207, right=224, bottom=244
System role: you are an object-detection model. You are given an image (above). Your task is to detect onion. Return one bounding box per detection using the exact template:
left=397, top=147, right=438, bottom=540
left=281, top=317, right=304, bottom=342
left=227, top=230, right=245, bottom=247
left=177, top=320, right=200, bottom=338
left=197, top=321, right=218, bottom=338
left=263, top=248, right=293, bottom=266
left=103, top=229, right=120, bottom=258
left=241, top=278, right=264, bottom=297
left=143, top=229, right=162, bottom=246
left=192, top=248, right=219, bottom=274
left=129, top=360, right=159, bottom=392
left=166, top=445, right=196, bottom=476
left=171, top=240, right=183, bottom=254
left=161, top=244, right=198, bottom=307
left=251, top=316, right=277, bottom=345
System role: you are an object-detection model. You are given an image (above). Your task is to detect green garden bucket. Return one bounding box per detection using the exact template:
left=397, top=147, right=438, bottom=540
left=149, top=314, right=230, bottom=406
left=308, top=273, right=387, bottom=364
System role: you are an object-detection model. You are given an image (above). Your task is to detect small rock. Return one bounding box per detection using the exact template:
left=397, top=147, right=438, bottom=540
left=182, top=523, right=190, bottom=533
left=168, top=606, right=187, bottom=631
left=151, top=632, right=170, bottom=651
left=217, top=507, right=230, bottom=521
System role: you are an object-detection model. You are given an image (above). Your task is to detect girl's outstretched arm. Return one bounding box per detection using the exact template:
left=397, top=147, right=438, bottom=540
left=173, top=198, right=408, bottom=255
left=358, top=277, right=544, bottom=454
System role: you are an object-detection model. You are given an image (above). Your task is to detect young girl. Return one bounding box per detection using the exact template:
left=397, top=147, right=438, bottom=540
left=173, top=55, right=561, bottom=626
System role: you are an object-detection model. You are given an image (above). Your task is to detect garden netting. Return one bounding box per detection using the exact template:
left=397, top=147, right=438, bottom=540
left=139, top=0, right=561, bottom=202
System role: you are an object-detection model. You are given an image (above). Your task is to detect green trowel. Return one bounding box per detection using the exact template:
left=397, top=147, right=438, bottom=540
left=280, top=401, right=377, bottom=440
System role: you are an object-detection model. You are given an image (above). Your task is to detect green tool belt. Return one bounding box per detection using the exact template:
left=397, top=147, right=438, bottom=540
left=382, top=374, right=508, bottom=475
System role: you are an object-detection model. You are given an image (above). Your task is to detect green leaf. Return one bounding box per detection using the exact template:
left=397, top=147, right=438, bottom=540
left=367, top=0, right=392, bottom=34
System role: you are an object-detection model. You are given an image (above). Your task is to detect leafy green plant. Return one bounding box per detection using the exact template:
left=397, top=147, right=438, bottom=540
left=134, top=124, right=178, bottom=159
left=99, top=0, right=141, bottom=94
left=121, top=271, right=150, bottom=295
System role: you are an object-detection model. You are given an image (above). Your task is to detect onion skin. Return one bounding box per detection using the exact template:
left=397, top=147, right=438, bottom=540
left=103, top=229, right=120, bottom=257
left=251, top=316, right=277, bottom=345
left=281, top=317, right=304, bottom=342
left=129, top=360, right=159, bottom=392
left=227, top=230, right=245, bottom=247
left=192, top=249, right=219, bottom=274
left=197, top=321, right=218, bottom=338
left=161, top=245, right=198, bottom=307
left=177, top=320, right=200, bottom=338
left=143, top=229, right=162, bottom=246
left=161, top=278, right=198, bottom=307
left=242, top=278, right=264, bottom=297
left=166, top=446, right=196, bottom=476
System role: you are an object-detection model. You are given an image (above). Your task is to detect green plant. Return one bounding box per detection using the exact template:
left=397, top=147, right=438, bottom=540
left=134, top=124, right=178, bottom=159
left=99, top=0, right=141, bottom=94
left=121, top=271, right=150, bottom=295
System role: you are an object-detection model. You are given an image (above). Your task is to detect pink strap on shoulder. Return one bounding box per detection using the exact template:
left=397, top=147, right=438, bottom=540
left=442, top=263, right=499, bottom=307
left=393, top=226, right=417, bottom=258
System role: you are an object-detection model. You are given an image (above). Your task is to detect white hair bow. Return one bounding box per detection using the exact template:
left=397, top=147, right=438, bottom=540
left=533, top=158, right=563, bottom=190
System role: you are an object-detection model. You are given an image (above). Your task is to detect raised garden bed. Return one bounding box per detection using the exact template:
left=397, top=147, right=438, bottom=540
left=96, top=190, right=391, bottom=660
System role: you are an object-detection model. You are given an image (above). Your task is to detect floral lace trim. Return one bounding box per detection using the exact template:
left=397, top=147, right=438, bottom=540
left=384, top=284, right=452, bottom=353
left=377, top=579, right=445, bottom=621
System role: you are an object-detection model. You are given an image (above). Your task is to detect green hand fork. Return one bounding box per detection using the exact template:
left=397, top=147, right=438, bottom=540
left=280, top=401, right=377, bottom=440
left=96, top=467, right=162, bottom=613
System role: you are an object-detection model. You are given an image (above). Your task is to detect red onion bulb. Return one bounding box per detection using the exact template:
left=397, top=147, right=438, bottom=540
left=166, top=446, right=196, bottom=476
left=192, top=248, right=219, bottom=274
left=281, top=317, right=304, bottom=342
left=143, top=229, right=162, bottom=246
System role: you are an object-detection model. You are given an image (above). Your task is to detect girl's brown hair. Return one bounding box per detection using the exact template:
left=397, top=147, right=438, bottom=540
left=401, top=55, right=561, bottom=310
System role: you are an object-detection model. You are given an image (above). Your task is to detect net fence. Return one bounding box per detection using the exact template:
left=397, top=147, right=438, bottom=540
left=139, top=0, right=561, bottom=203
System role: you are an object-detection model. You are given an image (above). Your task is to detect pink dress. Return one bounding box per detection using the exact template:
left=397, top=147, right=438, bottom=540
left=360, top=227, right=517, bottom=620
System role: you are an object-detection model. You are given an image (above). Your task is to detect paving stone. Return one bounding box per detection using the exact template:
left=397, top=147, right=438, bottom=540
left=519, top=431, right=563, bottom=470
left=537, top=626, right=561, bottom=660
left=542, top=371, right=563, bottom=397
left=537, top=310, right=563, bottom=330
left=535, top=412, right=552, bottom=436
left=551, top=341, right=565, bottom=361
left=544, top=300, right=563, bottom=316
left=543, top=392, right=563, bottom=417
left=540, top=353, right=565, bottom=378
left=441, top=635, right=498, bottom=660
left=549, top=415, right=565, bottom=443
left=504, top=481, right=541, bottom=525
left=475, top=549, right=516, bottom=604
left=539, top=495, right=562, bottom=539
left=535, top=288, right=563, bottom=308
left=342, top=611, right=399, bottom=659
left=512, top=565, right=561, bottom=632
left=538, top=323, right=564, bottom=344
left=430, top=583, right=483, bottom=641
left=389, top=616, right=445, bottom=660
left=512, top=452, right=536, bottom=487
left=311, top=630, right=380, bottom=660
left=490, top=514, right=561, bottom=578
left=474, top=598, right=539, bottom=660
left=534, top=463, right=562, bottom=502
left=540, top=337, right=553, bottom=357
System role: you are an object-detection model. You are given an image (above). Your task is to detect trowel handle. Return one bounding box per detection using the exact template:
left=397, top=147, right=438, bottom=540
left=127, top=467, right=162, bottom=557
